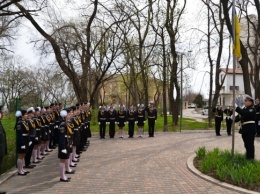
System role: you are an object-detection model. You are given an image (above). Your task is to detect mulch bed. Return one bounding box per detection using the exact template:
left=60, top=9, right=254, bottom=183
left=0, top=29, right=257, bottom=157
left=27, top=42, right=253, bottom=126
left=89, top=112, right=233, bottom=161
left=193, top=156, right=260, bottom=192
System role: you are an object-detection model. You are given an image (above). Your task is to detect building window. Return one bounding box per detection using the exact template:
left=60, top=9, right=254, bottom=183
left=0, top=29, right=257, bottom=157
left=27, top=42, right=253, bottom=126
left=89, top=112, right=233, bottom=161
left=229, top=86, right=239, bottom=90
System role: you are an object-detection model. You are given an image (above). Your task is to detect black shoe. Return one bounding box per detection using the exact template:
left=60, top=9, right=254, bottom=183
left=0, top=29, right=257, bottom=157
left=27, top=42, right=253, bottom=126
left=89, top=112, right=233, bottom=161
left=37, top=157, right=44, bottom=160
left=24, top=171, right=30, bottom=174
left=216, top=134, right=221, bottom=136
left=72, top=159, right=79, bottom=162
left=33, top=161, right=41, bottom=164
left=41, top=153, right=49, bottom=156
left=49, top=146, right=56, bottom=149
left=75, top=156, right=80, bottom=158
left=18, top=172, right=27, bottom=176
left=65, top=170, right=75, bottom=174
left=45, top=149, right=53, bottom=152
left=0, top=191, right=6, bottom=194
left=60, top=178, right=70, bottom=182
left=24, top=165, right=35, bottom=169
left=70, top=165, right=77, bottom=167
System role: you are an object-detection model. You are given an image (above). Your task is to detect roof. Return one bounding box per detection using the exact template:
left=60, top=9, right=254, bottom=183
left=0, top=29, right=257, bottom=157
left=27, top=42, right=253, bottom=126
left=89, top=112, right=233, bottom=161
left=220, top=68, right=243, bottom=74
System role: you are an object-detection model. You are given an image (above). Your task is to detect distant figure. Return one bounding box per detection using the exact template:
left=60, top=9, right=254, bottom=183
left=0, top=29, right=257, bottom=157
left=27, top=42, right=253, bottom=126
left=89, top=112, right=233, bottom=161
left=235, top=94, right=256, bottom=160
left=107, top=103, right=117, bottom=138
left=117, top=104, right=126, bottom=138
left=145, top=101, right=157, bottom=137
left=223, top=106, right=233, bottom=136
left=127, top=105, right=136, bottom=138
left=136, top=104, right=146, bottom=138
left=212, top=105, right=223, bottom=136
left=98, top=105, right=107, bottom=139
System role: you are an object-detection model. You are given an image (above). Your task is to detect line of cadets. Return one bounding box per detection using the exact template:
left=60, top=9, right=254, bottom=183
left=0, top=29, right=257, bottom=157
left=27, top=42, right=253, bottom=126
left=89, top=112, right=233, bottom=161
left=98, top=101, right=157, bottom=139
left=15, top=102, right=91, bottom=182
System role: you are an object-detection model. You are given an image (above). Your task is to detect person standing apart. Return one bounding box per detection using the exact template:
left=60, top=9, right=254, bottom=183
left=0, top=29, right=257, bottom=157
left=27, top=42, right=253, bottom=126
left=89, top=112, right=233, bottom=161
left=145, top=101, right=157, bottom=137
left=98, top=105, right=107, bottom=139
left=136, top=104, right=145, bottom=138
left=212, top=105, right=223, bottom=136
left=235, top=94, right=256, bottom=160
left=127, top=105, right=136, bottom=138
left=107, top=103, right=117, bottom=138
left=223, top=106, right=233, bottom=136
left=254, top=98, right=260, bottom=137
left=117, top=104, right=126, bottom=138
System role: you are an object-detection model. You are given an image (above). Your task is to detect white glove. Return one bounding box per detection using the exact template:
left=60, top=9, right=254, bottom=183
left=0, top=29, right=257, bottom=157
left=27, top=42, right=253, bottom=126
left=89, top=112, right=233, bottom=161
left=235, top=103, right=238, bottom=108
left=98, top=122, right=100, bottom=125
left=49, top=130, right=51, bottom=133
left=29, top=141, right=32, bottom=146
left=106, top=122, right=109, bottom=125
left=125, top=122, right=128, bottom=124
left=21, top=145, right=26, bottom=149
left=144, top=121, right=145, bottom=123
left=135, top=121, right=138, bottom=124
left=35, top=137, right=38, bottom=141
left=61, top=149, right=67, bottom=154
left=155, top=120, right=157, bottom=122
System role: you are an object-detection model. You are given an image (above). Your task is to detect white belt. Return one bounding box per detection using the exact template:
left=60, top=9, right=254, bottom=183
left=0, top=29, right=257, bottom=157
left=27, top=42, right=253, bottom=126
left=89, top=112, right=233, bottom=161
left=242, top=121, right=255, bottom=125
left=22, top=134, right=29, bottom=136
left=215, top=116, right=222, bottom=117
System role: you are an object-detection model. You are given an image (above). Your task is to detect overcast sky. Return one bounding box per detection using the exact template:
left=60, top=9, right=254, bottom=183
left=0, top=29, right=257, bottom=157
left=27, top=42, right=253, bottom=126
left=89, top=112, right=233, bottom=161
left=11, top=0, right=240, bottom=99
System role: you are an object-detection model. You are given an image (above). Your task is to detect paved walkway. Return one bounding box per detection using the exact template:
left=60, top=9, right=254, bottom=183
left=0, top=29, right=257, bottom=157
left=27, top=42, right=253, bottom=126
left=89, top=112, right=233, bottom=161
left=1, top=130, right=260, bottom=194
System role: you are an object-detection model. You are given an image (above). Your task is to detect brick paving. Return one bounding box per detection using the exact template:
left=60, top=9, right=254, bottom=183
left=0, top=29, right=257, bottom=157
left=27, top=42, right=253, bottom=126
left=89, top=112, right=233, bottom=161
left=1, top=130, right=260, bottom=194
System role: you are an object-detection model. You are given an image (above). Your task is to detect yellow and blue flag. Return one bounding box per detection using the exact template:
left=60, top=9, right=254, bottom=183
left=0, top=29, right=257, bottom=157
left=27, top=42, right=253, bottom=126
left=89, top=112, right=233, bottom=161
left=232, top=5, right=241, bottom=59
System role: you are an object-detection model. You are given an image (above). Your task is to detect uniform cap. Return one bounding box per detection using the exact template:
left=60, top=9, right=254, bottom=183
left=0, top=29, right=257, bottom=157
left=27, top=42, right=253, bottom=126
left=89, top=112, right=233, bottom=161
left=27, top=107, right=35, bottom=114
left=60, top=110, right=68, bottom=118
left=245, top=94, right=254, bottom=102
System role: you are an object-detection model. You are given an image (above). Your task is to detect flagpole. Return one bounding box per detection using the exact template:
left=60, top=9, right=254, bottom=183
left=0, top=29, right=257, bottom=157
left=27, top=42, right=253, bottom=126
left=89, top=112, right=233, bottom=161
left=231, top=0, right=236, bottom=158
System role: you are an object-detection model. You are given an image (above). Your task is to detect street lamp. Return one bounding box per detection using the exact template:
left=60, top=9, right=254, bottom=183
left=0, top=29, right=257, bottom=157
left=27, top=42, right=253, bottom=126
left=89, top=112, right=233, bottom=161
left=179, top=50, right=192, bottom=133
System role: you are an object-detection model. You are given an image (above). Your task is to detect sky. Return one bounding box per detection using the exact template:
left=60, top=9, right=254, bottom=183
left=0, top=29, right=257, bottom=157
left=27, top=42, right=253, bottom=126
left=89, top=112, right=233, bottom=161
left=11, top=0, right=234, bottom=99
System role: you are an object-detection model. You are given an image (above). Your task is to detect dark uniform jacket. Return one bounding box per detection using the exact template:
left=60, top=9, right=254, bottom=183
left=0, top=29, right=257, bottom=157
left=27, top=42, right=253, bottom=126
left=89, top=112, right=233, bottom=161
left=98, top=110, right=107, bottom=123
left=235, top=106, right=256, bottom=134
left=107, top=109, right=117, bottom=123
left=212, top=108, right=223, bottom=121
left=126, top=110, right=136, bottom=122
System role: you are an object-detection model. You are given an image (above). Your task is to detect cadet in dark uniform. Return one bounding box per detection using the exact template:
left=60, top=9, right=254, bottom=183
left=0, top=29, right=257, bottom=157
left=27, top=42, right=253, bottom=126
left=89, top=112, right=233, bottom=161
left=85, top=102, right=92, bottom=139
left=126, top=105, right=136, bottom=138
left=98, top=105, right=107, bottom=139
left=107, top=103, right=117, bottom=138
left=254, top=98, right=260, bottom=137
left=136, top=104, right=146, bottom=138
left=34, top=107, right=43, bottom=161
left=223, top=106, right=233, bottom=136
left=212, top=105, right=223, bottom=136
left=24, top=107, right=37, bottom=169
left=0, top=105, right=7, bottom=163
left=117, top=104, right=126, bottom=138
left=15, top=110, right=30, bottom=176
left=58, top=109, right=74, bottom=182
left=235, top=94, right=256, bottom=160
left=145, top=101, right=157, bottom=137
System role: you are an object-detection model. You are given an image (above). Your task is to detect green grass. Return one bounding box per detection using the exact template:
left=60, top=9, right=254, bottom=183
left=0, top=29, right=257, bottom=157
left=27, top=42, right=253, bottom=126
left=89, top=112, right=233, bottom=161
left=0, top=112, right=207, bottom=175
left=0, top=114, right=16, bottom=174
left=195, top=147, right=260, bottom=190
